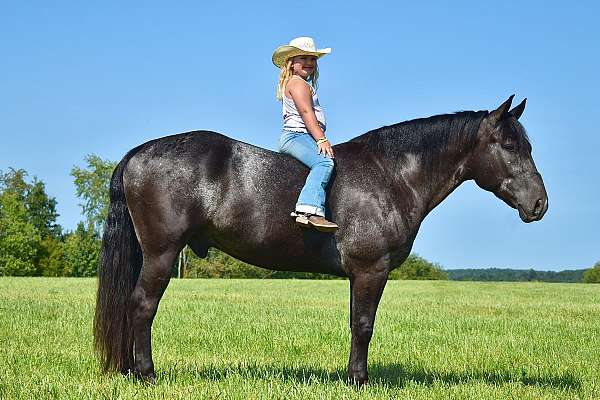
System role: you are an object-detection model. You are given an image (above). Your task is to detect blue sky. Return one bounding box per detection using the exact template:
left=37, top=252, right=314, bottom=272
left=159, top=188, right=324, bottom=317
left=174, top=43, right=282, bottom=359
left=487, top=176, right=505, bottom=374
left=1, top=1, right=598, bottom=270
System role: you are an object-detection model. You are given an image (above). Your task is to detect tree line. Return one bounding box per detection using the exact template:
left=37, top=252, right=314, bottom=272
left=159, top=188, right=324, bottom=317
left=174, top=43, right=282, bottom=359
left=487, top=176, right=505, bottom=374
left=447, top=267, right=599, bottom=283
left=1, top=155, right=598, bottom=282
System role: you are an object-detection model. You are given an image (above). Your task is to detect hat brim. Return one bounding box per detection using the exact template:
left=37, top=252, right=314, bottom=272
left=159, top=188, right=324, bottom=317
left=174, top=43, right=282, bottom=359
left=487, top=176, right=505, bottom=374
left=272, top=45, right=331, bottom=68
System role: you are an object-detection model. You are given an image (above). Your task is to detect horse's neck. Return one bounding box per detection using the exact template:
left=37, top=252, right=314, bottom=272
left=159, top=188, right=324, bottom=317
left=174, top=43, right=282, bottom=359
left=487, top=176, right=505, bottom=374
left=353, top=113, right=484, bottom=223
left=378, top=137, right=472, bottom=221
left=420, top=148, right=470, bottom=216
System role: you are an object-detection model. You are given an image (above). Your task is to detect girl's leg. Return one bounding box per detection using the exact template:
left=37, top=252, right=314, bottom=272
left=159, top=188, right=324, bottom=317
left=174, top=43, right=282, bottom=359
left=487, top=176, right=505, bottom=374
left=279, top=132, right=334, bottom=217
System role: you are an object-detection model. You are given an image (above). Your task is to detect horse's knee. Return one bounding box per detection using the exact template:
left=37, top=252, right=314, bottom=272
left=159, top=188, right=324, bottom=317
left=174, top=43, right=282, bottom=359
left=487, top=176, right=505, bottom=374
left=353, top=317, right=374, bottom=342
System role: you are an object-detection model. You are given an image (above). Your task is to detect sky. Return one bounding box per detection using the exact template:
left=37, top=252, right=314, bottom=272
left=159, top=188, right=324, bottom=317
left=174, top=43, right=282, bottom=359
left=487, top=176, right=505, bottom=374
left=1, top=1, right=598, bottom=271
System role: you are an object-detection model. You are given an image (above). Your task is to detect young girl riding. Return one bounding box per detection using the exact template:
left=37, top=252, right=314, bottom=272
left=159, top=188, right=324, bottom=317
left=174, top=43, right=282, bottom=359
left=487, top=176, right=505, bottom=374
left=272, top=37, right=338, bottom=232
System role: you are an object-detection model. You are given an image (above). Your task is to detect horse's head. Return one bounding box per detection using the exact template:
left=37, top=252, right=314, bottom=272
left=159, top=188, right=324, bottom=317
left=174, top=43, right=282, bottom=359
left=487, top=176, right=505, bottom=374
left=468, top=95, right=548, bottom=222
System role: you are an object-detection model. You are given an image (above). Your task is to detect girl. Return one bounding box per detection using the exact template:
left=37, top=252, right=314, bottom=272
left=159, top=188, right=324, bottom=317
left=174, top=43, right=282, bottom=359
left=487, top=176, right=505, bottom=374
left=272, top=37, right=338, bottom=232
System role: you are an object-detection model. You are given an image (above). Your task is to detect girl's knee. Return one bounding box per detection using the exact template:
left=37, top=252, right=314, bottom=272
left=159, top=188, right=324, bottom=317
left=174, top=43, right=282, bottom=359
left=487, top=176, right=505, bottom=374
left=320, top=157, right=334, bottom=170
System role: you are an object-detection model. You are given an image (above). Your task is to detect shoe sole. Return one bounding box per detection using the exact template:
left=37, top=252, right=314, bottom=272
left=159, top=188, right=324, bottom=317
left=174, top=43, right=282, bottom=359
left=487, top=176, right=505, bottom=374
left=308, top=221, right=338, bottom=233
left=294, top=213, right=338, bottom=232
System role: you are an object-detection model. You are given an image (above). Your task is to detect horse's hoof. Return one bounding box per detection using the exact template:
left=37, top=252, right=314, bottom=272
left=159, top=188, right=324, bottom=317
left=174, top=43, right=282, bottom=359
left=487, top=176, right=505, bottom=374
left=132, top=369, right=157, bottom=384
left=347, top=373, right=368, bottom=387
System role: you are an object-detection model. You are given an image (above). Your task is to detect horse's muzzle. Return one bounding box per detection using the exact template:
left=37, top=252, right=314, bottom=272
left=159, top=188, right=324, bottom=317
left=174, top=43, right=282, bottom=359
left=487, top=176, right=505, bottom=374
left=517, top=196, right=548, bottom=223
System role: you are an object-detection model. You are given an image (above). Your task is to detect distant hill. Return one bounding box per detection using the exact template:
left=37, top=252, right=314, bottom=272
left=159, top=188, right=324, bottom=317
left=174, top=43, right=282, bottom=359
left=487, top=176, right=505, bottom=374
left=446, top=268, right=586, bottom=283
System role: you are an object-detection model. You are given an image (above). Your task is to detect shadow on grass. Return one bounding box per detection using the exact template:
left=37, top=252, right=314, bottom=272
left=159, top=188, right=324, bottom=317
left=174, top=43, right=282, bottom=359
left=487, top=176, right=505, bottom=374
left=368, top=362, right=582, bottom=390
left=162, top=361, right=582, bottom=391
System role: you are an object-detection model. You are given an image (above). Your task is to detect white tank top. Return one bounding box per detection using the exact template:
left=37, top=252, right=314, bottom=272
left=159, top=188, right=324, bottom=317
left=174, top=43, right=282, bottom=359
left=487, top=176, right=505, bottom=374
left=282, top=77, right=326, bottom=133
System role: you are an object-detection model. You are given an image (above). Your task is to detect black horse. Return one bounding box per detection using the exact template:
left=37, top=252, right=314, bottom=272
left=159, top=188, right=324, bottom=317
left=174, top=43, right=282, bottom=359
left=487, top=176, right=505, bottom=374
left=94, top=95, right=548, bottom=385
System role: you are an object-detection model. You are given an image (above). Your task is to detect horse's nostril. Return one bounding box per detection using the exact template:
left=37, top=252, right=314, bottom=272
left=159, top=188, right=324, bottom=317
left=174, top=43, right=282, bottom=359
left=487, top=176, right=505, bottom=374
left=533, top=198, right=542, bottom=215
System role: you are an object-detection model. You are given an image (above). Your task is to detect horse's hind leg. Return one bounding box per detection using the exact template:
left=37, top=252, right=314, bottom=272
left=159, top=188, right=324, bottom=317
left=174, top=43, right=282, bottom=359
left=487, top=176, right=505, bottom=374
left=129, top=247, right=181, bottom=380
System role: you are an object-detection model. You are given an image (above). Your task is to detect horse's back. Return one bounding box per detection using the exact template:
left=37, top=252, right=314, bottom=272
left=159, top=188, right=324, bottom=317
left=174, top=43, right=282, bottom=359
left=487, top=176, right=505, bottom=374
left=123, top=130, right=301, bottom=217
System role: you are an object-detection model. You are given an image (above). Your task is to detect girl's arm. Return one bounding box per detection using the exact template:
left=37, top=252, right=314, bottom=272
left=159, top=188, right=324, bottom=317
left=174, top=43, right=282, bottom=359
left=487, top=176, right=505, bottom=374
left=287, top=79, right=334, bottom=158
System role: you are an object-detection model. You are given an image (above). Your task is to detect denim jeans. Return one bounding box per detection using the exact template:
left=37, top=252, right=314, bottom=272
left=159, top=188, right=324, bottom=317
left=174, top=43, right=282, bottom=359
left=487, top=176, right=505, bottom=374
left=279, top=130, right=334, bottom=217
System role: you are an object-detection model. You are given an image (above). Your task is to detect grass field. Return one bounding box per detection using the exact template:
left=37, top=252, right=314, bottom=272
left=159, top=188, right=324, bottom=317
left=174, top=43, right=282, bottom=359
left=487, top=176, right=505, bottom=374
left=0, top=278, right=599, bottom=399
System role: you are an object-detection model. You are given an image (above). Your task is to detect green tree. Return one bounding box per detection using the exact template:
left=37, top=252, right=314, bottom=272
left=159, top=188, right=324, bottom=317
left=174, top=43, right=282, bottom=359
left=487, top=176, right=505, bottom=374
left=389, top=254, right=448, bottom=280
left=38, top=236, right=67, bottom=277
left=25, top=179, right=62, bottom=239
left=0, top=191, right=40, bottom=276
left=23, top=177, right=64, bottom=273
left=1, top=168, right=64, bottom=276
left=583, top=262, right=600, bottom=283
left=63, top=222, right=101, bottom=277
left=70, top=154, right=117, bottom=234
left=66, top=155, right=116, bottom=277
left=0, top=168, right=28, bottom=199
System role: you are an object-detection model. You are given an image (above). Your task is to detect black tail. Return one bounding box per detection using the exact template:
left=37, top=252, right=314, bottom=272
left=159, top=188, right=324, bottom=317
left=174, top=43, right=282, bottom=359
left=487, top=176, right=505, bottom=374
left=93, top=148, right=144, bottom=373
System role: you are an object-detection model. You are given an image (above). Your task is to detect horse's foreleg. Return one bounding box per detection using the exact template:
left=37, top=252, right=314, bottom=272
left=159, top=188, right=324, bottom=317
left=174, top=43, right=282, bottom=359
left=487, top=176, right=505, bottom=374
left=129, top=249, right=179, bottom=381
left=347, top=269, right=388, bottom=386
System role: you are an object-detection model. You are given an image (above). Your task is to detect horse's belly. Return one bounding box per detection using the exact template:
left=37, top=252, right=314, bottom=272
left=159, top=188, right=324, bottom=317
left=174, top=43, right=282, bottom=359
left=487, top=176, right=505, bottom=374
left=205, top=228, right=346, bottom=277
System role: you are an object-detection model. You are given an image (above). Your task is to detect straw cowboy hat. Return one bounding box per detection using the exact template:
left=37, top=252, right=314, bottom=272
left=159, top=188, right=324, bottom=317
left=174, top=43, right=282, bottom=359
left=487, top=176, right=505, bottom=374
left=272, top=37, right=332, bottom=68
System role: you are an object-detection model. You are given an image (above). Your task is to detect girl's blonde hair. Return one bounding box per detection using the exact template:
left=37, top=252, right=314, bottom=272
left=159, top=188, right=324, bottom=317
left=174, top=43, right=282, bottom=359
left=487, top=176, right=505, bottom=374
left=276, top=57, right=319, bottom=101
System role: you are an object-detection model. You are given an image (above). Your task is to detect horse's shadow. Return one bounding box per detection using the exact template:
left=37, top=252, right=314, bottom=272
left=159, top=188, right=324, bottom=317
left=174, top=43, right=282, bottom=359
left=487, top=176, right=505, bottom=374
left=163, top=361, right=582, bottom=391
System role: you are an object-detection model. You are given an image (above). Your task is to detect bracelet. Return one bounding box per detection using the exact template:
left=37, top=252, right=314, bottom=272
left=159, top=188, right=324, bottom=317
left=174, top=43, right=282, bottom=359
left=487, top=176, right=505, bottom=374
left=316, top=137, right=328, bottom=145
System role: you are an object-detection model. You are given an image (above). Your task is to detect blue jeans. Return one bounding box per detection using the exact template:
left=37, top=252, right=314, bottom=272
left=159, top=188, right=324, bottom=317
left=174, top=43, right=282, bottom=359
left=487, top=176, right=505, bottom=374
left=279, top=130, right=335, bottom=217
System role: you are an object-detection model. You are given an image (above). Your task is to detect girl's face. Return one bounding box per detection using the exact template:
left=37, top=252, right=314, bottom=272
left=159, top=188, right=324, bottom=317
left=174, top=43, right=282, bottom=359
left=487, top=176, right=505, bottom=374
left=291, top=55, right=318, bottom=78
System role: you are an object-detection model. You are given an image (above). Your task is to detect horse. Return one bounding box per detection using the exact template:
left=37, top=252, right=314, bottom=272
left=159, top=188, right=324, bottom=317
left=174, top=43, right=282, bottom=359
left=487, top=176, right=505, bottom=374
left=93, top=95, right=548, bottom=385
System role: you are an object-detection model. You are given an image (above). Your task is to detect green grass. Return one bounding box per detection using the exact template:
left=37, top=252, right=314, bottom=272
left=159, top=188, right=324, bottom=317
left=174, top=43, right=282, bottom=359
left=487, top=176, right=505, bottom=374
left=0, top=278, right=599, bottom=399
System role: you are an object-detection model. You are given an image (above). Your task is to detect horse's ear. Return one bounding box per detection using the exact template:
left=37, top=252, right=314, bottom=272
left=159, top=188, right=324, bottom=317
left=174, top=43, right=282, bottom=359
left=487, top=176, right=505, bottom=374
left=509, top=98, right=526, bottom=120
left=489, top=95, right=515, bottom=123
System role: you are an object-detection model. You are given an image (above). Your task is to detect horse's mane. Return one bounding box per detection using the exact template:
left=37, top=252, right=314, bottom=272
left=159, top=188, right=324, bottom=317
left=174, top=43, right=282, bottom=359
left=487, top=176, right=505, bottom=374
left=349, top=111, right=489, bottom=170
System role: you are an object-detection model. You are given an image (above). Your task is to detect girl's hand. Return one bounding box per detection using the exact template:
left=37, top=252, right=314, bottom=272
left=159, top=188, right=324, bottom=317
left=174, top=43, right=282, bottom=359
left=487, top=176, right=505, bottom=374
left=318, top=141, right=334, bottom=158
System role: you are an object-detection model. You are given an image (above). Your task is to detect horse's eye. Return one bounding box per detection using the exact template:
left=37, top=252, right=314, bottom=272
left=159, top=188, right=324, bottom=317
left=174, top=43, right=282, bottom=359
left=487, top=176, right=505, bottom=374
left=501, top=141, right=517, bottom=152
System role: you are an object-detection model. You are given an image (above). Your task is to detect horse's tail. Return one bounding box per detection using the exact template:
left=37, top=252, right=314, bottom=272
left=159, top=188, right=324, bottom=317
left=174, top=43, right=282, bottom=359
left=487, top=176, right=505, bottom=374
left=93, top=147, right=144, bottom=373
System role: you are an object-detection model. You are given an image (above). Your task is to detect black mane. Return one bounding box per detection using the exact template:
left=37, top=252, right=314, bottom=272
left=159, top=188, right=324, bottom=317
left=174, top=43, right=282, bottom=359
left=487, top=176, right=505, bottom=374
left=350, top=111, right=488, bottom=170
